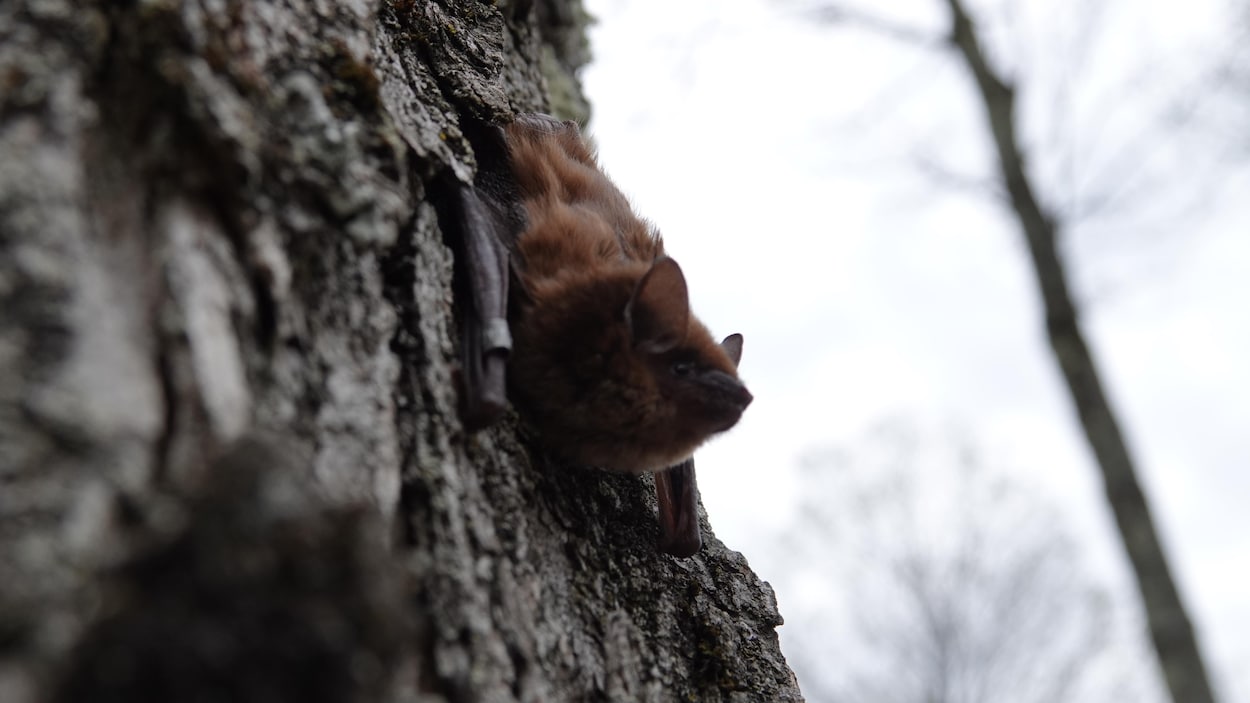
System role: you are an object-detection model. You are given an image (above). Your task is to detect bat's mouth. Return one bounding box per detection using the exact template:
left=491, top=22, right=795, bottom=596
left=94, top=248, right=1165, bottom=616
left=700, top=370, right=754, bottom=409
left=655, top=459, right=701, bottom=558
left=695, top=370, right=753, bottom=433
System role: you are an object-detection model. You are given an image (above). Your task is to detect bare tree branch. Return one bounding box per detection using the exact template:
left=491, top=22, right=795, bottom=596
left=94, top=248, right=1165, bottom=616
left=782, top=423, right=1150, bottom=703
left=909, top=151, right=1008, bottom=201
left=941, top=1, right=1219, bottom=701
left=804, top=3, right=946, bottom=47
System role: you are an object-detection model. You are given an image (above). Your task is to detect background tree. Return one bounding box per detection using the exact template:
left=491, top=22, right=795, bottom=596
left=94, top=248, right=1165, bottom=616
left=0, top=1, right=801, bottom=701
left=804, top=1, right=1229, bottom=700
left=775, top=421, right=1165, bottom=703
left=944, top=3, right=1216, bottom=699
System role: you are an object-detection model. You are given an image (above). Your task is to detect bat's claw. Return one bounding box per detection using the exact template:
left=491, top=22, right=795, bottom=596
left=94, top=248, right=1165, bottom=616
left=655, top=458, right=702, bottom=558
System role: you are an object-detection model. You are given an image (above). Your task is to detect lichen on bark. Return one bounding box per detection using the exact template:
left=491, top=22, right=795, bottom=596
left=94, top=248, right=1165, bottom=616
left=0, top=1, right=802, bottom=701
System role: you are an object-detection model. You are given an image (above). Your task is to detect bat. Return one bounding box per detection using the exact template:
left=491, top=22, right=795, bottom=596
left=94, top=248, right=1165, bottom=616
left=453, top=114, right=752, bottom=557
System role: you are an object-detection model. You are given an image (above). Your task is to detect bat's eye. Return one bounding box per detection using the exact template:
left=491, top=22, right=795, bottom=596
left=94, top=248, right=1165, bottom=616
left=671, top=361, right=695, bottom=377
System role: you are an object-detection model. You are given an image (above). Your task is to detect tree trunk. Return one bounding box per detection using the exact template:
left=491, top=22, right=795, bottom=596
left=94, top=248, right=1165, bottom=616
left=943, top=1, right=1218, bottom=701
left=0, top=1, right=802, bottom=701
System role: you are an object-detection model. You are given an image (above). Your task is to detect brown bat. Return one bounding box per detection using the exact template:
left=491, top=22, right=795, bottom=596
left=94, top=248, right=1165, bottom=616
left=453, top=114, right=752, bottom=557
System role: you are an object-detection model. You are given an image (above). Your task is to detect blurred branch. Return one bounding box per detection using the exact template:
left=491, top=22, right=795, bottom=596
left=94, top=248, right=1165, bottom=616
left=805, top=3, right=945, bottom=48
left=910, top=151, right=1007, bottom=201
left=941, top=1, right=1219, bottom=702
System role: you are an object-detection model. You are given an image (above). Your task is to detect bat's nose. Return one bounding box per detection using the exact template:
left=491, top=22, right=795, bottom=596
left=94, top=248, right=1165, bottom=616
left=733, top=382, right=753, bottom=410
left=703, top=370, right=753, bottom=412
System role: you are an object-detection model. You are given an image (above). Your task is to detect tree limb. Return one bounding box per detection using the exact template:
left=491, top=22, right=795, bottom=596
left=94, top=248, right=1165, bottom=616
left=942, top=1, right=1218, bottom=701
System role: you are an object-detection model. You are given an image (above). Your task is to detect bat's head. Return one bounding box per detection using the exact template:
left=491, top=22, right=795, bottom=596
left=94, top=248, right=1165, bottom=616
left=625, top=257, right=753, bottom=441
left=509, top=256, right=753, bottom=473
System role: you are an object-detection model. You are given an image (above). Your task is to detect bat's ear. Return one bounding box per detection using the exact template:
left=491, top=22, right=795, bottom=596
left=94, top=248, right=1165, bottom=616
left=627, top=257, right=690, bottom=354
left=720, top=333, right=743, bottom=367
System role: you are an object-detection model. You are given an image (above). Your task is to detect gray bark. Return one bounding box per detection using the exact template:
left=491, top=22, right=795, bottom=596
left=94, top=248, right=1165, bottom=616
left=0, top=1, right=802, bottom=701
left=943, top=1, right=1218, bottom=701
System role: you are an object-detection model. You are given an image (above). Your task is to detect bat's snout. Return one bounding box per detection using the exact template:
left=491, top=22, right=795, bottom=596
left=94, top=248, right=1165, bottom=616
left=731, top=382, right=753, bottom=411
left=707, top=370, right=752, bottom=407
left=696, top=370, right=752, bottom=433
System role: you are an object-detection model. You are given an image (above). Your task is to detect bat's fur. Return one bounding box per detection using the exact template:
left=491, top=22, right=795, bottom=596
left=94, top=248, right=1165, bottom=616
left=502, top=116, right=752, bottom=473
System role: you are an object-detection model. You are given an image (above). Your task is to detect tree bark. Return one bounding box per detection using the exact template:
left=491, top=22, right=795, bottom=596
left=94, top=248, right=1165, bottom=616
left=943, top=1, right=1217, bottom=701
left=0, top=1, right=802, bottom=701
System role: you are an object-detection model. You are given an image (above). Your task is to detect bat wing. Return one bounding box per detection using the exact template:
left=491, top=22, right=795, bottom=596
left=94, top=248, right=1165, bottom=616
left=453, top=182, right=513, bottom=430
left=452, top=113, right=583, bottom=429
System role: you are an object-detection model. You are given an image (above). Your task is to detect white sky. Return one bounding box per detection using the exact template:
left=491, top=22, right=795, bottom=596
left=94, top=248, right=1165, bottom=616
left=582, top=0, right=1249, bottom=700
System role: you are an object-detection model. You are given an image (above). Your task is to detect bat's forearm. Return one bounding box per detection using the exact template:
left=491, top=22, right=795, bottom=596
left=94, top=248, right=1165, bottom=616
left=455, top=183, right=511, bottom=430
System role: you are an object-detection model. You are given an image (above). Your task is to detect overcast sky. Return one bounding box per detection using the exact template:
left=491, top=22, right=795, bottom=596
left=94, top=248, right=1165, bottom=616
left=582, top=0, right=1249, bottom=699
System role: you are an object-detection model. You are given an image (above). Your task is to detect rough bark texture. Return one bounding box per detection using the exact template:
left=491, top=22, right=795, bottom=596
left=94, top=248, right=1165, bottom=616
left=0, top=1, right=802, bottom=701
left=943, top=1, right=1218, bottom=702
